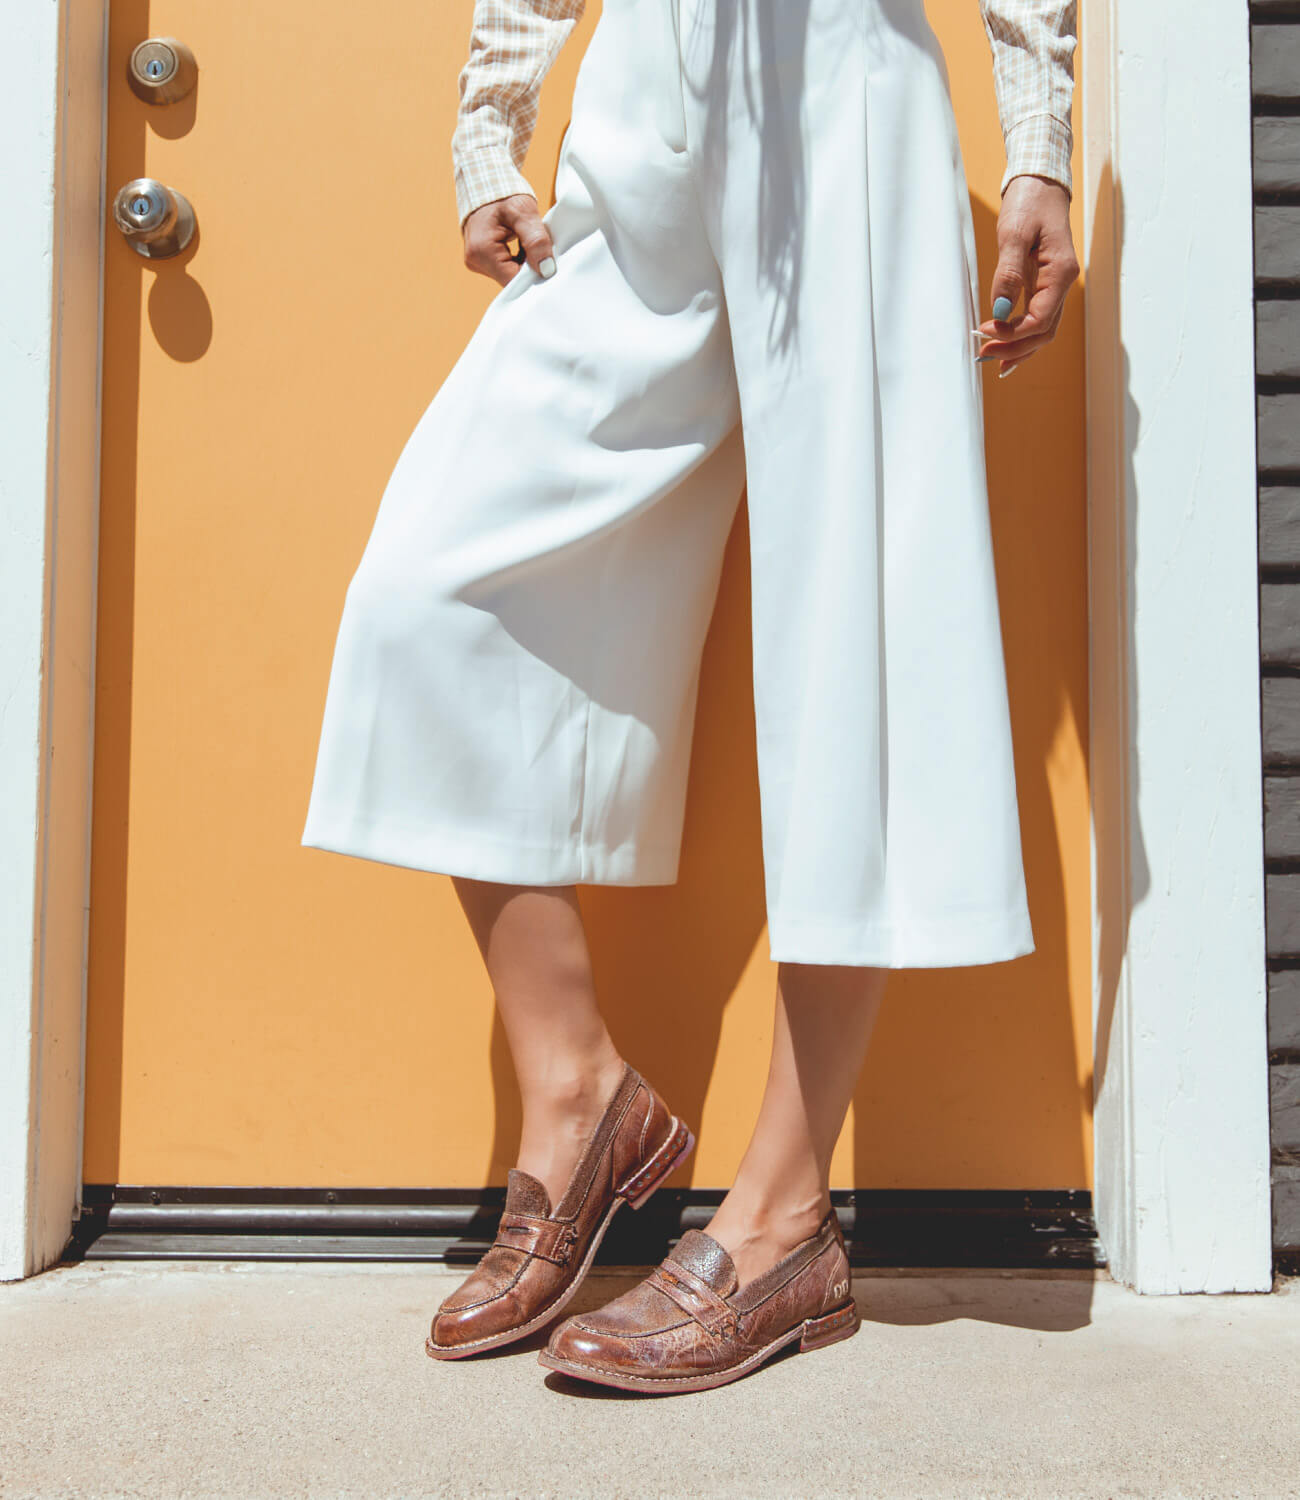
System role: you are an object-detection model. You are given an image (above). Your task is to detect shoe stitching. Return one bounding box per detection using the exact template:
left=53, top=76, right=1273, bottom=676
left=431, top=1198, right=624, bottom=1348
left=733, top=1233, right=840, bottom=1315
left=441, top=1217, right=594, bottom=1316
left=436, top=1252, right=531, bottom=1316
left=617, top=1118, right=685, bottom=1197
left=545, top=1298, right=859, bottom=1385
left=652, top=1260, right=740, bottom=1338
left=637, top=1089, right=652, bottom=1160
left=567, top=1308, right=690, bottom=1338
left=544, top=1325, right=813, bottom=1387
left=554, top=1067, right=642, bottom=1217
left=493, top=1214, right=580, bottom=1266
left=429, top=1280, right=581, bottom=1353
left=436, top=1074, right=681, bottom=1330
left=444, top=1089, right=645, bottom=1318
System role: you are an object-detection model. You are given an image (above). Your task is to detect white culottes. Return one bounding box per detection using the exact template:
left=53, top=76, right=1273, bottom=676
left=300, top=0, right=1036, bottom=967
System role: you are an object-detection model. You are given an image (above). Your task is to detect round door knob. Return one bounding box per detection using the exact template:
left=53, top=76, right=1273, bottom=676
left=127, top=37, right=198, bottom=104
left=112, top=178, right=196, bottom=260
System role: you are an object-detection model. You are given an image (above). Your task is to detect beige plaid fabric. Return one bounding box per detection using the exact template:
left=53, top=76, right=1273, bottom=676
left=451, top=0, right=1076, bottom=227
left=981, top=0, right=1076, bottom=197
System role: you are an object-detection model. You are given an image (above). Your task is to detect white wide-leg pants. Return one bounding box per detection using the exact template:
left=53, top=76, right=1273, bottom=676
left=300, top=0, right=1036, bottom=967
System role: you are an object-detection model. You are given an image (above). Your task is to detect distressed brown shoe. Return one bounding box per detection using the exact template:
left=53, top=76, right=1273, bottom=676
left=538, top=1208, right=858, bottom=1393
left=424, top=1061, right=694, bottom=1359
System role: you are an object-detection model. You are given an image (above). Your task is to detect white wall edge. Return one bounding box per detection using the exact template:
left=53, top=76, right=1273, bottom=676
left=0, top=0, right=107, bottom=1282
left=1084, top=0, right=1274, bottom=1292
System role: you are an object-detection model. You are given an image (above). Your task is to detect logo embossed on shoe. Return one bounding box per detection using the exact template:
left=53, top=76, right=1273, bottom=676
left=831, top=1278, right=850, bottom=1300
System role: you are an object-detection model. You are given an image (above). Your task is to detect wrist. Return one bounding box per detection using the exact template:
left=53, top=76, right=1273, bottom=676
left=454, top=148, right=535, bottom=230
left=999, top=112, right=1073, bottom=200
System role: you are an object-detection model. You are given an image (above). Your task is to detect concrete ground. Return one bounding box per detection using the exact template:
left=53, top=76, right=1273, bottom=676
left=0, top=1262, right=1296, bottom=1499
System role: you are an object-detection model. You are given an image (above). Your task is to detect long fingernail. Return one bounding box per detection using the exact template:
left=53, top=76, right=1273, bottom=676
left=539, top=256, right=557, bottom=279
left=997, top=361, right=1019, bottom=378
left=974, top=354, right=996, bottom=362
left=992, top=295, right=1013, bottom=320
left=971, top=327, right=995, bottom=339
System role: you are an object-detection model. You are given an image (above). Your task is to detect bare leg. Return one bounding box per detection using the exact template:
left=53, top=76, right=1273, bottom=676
left=452, top=877, right=626, bottom=1210
left=703, top=962, right=887, bottom=1286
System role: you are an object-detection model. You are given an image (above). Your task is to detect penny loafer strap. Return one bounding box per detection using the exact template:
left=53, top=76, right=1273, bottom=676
left=493, top=1212, right=578, bottom=1265
left=649, top=1259, right=739, bottom=1338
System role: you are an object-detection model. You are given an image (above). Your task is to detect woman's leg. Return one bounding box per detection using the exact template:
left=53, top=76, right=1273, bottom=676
left=452, top=877, right=627, bottom=1210
left=702, top=962, right=887, bottom=1286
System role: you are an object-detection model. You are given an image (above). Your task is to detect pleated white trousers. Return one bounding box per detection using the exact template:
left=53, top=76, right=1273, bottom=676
left=300, top=0, right=1036, bottom=967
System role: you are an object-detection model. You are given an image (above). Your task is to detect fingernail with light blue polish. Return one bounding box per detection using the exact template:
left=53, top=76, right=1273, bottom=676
left=539, top=256, right=557, bottom=279
left=992, top=295, right=1013, bottom=321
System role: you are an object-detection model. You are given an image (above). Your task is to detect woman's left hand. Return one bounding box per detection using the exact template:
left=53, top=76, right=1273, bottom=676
left=975, top=175, right=1080, bottom=377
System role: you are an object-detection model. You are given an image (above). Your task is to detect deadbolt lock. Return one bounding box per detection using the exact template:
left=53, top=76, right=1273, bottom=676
left=128, top=37, right=198, bottom=104
left=112, top=178, right=196, bottom=260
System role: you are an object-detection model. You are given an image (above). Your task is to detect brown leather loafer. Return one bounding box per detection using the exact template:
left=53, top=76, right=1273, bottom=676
left=538, top=1209, right=858, bottom=1392
left=425, top=1061, right=694, bottom=1359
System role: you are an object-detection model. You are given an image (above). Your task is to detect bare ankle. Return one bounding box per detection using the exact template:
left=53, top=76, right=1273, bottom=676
left=521, top=1048, right=626, bottom=1115
left=703, top=1185, right=831, bottom=1284
left=712, top=1197, right=828, bottom=1243
left=513, top=1049, right=627, bottom=1208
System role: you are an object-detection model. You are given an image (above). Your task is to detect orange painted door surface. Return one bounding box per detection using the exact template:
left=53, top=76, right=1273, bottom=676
left=87, top=1, right=1090, bottom=1192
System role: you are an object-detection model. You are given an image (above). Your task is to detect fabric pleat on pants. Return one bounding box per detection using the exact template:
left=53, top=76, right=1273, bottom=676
left=300, top=0, right=1036, bottom=967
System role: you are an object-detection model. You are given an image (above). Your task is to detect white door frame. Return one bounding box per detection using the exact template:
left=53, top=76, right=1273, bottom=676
left=0, top=0, right=107, bottom=1282
left=1081, top=0, right=1272, bottom=1290
left=0, top=0, right=1275, bottom=1289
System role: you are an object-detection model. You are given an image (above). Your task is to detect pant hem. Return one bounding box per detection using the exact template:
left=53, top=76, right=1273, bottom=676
left=766, top=908, right=1036, bottom=969
left=300, top=803, right=682, bottom=887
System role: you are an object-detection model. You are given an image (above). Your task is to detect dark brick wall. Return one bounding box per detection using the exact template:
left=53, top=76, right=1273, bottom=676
left=1254, top=0, right=1300, bottom=1254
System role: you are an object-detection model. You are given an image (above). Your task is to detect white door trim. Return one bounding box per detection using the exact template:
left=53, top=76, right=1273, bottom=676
left=1082, top=0, right=1274, bottom=1291
left=0, top=0, right=107, bottom=1281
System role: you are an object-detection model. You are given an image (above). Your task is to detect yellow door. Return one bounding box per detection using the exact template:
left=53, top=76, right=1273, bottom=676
left=86, top=1, right=1091, bottom=1196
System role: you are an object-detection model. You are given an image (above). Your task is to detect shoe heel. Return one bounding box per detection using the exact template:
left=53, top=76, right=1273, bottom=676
left=800, top=1301, right=859, bottom=1353
left=622, top=1118, right=695, bottom=1211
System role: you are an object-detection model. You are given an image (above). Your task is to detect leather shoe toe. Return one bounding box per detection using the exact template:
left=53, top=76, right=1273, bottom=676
left=544, top=1316, right=611, bottom=1367
left=434, top=1279, right=538, bottom=1350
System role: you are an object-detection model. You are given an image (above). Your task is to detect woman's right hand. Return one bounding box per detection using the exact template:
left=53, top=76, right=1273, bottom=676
left=462, top=195, right=558, bottom=287
left=973, top=175, right=1079, bottom=377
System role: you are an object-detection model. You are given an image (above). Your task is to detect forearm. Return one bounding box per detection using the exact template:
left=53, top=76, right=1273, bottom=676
left=451, top=0, right=587, bottom=228
left=979, top=0, right=1077, bottom=198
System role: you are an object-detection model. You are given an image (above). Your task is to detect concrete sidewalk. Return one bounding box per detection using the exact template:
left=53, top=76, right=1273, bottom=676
left=1, top=1262, right=1296, bottom=1498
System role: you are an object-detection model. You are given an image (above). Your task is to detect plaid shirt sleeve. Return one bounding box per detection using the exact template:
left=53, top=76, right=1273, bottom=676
left=979, top=0, right=1078, bottom=199
left=450, top=0, right=1077, bottom=228
left=451, top=0, right=587, bottom=229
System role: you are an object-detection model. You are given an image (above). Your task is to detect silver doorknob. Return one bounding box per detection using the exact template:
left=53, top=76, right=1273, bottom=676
left=128, top=37, right=198, bottom=104
left=112, top=178, right=196, bottom=260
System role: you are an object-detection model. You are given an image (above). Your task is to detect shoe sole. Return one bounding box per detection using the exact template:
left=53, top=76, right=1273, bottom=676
left=424, top=1117, right=695, bottom=1361
left=536, top=1299, right=861, bottom=1394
